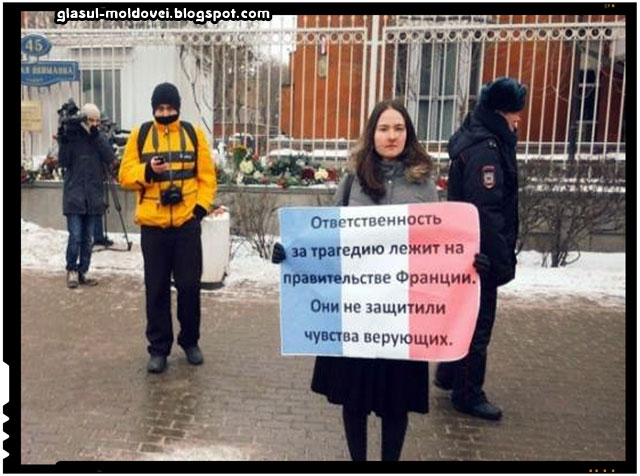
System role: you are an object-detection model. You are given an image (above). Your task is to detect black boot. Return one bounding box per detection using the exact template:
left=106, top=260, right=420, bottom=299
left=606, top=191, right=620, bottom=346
left=147, top=355, right=168, bottom=373
left=78, top=272, right=98, bottom=286
left=452, top=400, right=503, bottom=421
left=184, top=346, right=204, bottom=365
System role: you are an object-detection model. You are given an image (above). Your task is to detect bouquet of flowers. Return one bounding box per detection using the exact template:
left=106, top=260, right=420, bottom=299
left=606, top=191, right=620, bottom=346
left=266, top=152, right=310, bottom=179
left=231, top=145, right=267, bottom=185
left=298, top=164, right=339, bottom=186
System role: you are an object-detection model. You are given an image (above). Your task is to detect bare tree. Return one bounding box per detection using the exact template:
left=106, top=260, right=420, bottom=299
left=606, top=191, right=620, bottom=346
left=178, top=33, right=284, bottom=142
left=228, top=187, right=279, bottom=260
left=534, top=160, right=625, bottom=267
left=516, top=160, right=550, bottom=255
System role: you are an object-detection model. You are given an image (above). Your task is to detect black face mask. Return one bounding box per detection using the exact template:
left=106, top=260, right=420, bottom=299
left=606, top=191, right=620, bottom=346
left=155, top=114, right=179, bottom=125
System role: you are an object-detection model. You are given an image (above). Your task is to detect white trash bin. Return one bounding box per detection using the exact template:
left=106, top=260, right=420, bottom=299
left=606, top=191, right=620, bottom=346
left=200, top=211, right=230, bottom=289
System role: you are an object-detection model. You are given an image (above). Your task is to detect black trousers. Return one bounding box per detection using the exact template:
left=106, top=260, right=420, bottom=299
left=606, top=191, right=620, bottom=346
left=141, top=218, right=203, bottom=356
left=436, top=279, right=498, bottom=408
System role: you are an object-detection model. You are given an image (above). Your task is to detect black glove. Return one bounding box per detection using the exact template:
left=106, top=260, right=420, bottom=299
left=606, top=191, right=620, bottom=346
left=272, top=242, right=286, bottom=264
left=89, top=125, right=100, bottom=139
left=473, top=253, right=491, bottom=275
left=193, top=205, right=208, bottom=222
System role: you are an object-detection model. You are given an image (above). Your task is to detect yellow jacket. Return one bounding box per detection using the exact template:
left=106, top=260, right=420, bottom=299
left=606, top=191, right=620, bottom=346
left=118, top=119, right=217, bottom=228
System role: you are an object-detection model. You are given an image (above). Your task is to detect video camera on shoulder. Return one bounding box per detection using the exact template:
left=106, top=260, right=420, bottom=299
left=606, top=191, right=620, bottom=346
left=57, top=98, right=86, bottom=137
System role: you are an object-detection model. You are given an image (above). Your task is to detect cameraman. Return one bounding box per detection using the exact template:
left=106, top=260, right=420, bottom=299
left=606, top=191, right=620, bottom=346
left=118, top=83, right=217, bottom=374
left=58, top=102, right=115, bottom=289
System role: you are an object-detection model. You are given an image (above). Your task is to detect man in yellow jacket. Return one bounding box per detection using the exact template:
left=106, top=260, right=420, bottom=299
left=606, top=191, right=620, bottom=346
left=119, top=82, right=216, bottom=373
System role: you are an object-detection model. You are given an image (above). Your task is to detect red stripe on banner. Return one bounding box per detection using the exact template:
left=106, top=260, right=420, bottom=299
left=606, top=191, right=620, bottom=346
left=408, top=203, right=480, bottom=360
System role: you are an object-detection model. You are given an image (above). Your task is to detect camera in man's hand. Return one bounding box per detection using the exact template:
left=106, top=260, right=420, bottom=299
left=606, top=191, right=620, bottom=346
left=160, top=184, right=183, bottom=206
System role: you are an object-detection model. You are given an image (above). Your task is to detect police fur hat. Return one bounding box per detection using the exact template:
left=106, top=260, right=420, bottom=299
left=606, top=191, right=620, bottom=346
left=151, top=82, right=181, bottom=113
left=480, top=77, right=527, bottom=113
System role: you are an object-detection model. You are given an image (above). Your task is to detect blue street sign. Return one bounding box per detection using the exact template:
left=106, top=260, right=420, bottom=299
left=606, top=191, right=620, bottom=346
left=21, top=61, right=80, bottom=86
left=21, top=34, right=52, bottom=57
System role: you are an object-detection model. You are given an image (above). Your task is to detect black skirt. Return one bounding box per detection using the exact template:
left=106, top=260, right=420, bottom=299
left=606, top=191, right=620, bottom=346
left=311, top=355, right=429, bottom=417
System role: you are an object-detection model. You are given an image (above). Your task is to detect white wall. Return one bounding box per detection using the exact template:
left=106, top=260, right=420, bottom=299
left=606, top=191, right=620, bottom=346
left=22, top=43, right=210, bottom=159
left=122, top=45, right=200, bottom=130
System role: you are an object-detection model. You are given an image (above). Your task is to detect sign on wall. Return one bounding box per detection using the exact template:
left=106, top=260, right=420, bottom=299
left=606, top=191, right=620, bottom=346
left=21, top=34, right=52, bottom=57
left=21, top=101, right=43, bottom=132
left=21, top=61, right=80, bottom=87
left=278, top=202, right=480, bottom=362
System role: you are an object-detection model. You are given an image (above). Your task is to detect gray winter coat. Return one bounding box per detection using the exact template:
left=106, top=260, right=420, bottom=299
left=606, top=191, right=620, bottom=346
left=332, top=161, right=438, bottom=206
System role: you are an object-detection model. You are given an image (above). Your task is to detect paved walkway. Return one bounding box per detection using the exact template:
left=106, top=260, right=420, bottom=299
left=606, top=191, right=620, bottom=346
left=19, top=269, right=626, bottom=463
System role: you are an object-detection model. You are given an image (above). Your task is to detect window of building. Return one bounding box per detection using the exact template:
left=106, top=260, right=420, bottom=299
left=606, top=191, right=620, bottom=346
left=396, top=39, right=480, bottom=143
left=81, top=69, right=121, bottom=125
left=416, top=43, right=459, bottom=142
left=467, top=42, right=482, bottom=109
left=576, top=69, right=597, bottom=141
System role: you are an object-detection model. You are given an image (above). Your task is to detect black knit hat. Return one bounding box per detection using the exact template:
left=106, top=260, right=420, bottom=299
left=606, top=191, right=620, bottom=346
left=151, top=82, right=181, bottom=113
left=480, top=77, right=527, bottom=113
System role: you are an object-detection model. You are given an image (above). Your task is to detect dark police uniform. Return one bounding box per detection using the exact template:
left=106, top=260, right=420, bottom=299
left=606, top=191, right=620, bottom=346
left=436, top=102, right=519, bottom=411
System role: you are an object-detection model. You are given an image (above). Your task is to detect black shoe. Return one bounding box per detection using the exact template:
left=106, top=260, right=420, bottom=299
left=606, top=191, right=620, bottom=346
left=93, top=237, right=114, bottom=247
left=184, top=346, right=204, bottom=365
left=452, top=401, right=503, bottom=421
left=147, top=355, right=168, bottom=373
left=433, top=377, right=453, bottom=391
left=78, top=272, right=98, bottom=286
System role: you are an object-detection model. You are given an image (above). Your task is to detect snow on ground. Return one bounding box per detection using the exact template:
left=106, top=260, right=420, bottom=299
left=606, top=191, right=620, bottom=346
left=20, top=219, right=281, bottom=291
left=21, top=219, right=625, bottom=303
left=499, top=250, right=625, bottom=304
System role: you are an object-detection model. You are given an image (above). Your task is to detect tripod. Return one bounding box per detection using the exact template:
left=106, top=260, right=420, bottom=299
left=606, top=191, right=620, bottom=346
left=93, top=183, right=113, bottom=246
left=98, top=163, right=132, bottom=252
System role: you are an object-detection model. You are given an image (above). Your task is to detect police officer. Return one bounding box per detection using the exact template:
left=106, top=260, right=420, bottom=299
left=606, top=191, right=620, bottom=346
left=119, top=83, right=217, bottom=373
left=435, top=77, right=527, bottom=420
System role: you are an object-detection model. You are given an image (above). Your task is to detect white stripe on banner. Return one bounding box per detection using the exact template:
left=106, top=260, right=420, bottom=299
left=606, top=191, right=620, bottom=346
left=340, top=205, right=409, bottom=359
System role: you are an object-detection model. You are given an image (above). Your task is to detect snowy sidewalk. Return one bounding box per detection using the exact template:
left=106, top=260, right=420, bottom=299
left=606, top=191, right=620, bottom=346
left=20, top=219, right=626, bottom=304
left=18, top=221, right=626, bottom=464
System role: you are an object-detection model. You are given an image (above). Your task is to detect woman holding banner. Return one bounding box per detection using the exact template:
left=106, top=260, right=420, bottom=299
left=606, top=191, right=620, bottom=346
left=273, top=99, right=482, bottom=461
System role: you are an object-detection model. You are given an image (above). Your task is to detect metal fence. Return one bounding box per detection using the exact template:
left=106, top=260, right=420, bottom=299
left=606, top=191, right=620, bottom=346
left=21, top=13, right=626, bottom=175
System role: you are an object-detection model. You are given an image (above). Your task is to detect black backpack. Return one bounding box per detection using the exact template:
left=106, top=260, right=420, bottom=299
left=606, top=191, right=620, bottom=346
left=137, top=120, right=198, bottom=168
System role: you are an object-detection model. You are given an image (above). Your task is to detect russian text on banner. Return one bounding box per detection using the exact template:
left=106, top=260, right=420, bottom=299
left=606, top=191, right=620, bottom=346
left=279, top=202, right=480, bottom=362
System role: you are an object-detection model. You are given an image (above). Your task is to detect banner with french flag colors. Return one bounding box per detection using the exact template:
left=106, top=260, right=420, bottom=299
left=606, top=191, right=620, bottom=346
left=278, top=202, right=480, bottom=362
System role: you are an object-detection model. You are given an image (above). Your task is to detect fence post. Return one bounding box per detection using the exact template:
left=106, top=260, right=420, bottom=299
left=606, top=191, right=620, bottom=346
left=367, top=15, right=380, bottom=117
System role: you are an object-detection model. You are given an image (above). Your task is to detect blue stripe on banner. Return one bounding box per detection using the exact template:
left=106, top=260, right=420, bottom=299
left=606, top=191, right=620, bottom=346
left=280, top=208, right=342, bottom=355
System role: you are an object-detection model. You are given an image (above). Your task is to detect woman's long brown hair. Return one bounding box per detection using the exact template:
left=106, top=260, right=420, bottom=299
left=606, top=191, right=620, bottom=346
left=351, top=98, right=432, bottom=203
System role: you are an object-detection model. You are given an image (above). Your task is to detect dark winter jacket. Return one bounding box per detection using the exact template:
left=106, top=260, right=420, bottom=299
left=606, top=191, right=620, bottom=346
left=58, top=128, right=115, bottom=215
left=447, top=104, right=519, bottom=286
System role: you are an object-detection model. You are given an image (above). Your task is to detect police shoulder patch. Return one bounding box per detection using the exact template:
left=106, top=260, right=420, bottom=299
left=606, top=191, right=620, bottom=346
left=481, top=165, right=496, bottom=189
